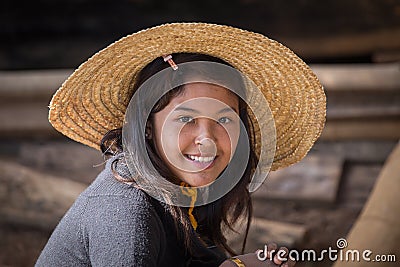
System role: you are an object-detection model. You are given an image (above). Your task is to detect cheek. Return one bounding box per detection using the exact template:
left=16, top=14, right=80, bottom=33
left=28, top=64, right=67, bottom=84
left=158, top=124, right=179, bottom=152
left=153, top=117, right=175, bottom=156
left=216, top=124, right=240, bottom=154
left=230, top=127, right=240, bottom=152
left=158, top=122, right=193, bottom=157
left=177, top=126, right=195, bottom=151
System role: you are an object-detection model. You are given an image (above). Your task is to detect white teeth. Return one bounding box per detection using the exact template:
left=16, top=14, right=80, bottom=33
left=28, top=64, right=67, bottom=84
left=188, top=155, right=215, bottom=163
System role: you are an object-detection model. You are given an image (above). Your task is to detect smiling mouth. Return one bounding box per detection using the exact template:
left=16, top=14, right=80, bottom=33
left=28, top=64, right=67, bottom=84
left=185, top=154, right=216, bottom=163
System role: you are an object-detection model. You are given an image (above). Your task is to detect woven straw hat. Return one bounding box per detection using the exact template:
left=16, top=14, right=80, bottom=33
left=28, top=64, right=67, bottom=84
left=49, top=22, right=326, bottom=171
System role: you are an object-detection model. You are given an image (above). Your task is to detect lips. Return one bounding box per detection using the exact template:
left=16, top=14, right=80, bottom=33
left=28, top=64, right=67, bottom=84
left=186, top=154, right=215, bottom=163
left=184, top=154, right=217, bottom=170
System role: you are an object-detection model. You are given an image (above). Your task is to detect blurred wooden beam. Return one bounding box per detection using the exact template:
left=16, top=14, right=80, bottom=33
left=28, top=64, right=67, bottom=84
left=311, top=63, right=400, bottom=91
left=321, top=120, right=400, bottom=141
left=0, top=69, right=71, bottom=101
left=372, top=50, right=400, bottom=63
left=252, top=154, right=343, bottom=205
left=0, top=101, right=54, bottom=137
left=0, top=64, right=399, bottom=140
left=0, top=63, right=397, bottom=96
left=0, top=160, right=86, bottom=231
left=283, top=28, right=400, bottom=59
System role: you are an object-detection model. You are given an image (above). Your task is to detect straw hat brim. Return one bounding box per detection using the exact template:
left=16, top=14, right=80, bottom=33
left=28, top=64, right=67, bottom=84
left=49, top=22, right=326, bottom=171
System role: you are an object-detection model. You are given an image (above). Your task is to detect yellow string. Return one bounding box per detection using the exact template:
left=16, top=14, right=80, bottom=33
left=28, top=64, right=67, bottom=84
left=180, top=181, right=198, bottom=230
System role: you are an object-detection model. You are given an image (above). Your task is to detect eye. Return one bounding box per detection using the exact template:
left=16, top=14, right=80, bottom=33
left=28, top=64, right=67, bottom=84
left=178, top=116, right=195, bottom=123
left=218, top=117, right=232, bottom=124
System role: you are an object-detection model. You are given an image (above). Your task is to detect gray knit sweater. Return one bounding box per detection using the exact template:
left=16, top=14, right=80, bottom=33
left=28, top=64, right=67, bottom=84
left=35, top=155, right=227, bottom=267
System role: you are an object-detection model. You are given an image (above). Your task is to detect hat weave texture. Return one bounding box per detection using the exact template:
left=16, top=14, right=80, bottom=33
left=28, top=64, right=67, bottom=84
left=49, top=22, right=326, bottom=171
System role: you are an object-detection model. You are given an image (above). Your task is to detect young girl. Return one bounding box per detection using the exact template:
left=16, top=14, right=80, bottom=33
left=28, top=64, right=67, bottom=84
left=36, top=23, right=325, bottom=267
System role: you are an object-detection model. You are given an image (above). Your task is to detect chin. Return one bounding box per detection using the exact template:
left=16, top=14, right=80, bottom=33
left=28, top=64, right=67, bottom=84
left=185, top=176, right=217, bottom=187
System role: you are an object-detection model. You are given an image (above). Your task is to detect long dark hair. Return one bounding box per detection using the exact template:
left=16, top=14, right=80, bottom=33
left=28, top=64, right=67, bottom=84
left=100, top=53, right=259, bottom=257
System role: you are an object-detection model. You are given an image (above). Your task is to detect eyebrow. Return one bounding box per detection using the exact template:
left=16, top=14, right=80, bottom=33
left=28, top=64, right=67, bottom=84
left=173, top=106, right=238, bottom=114
left=174, top=107, right=200, bottom=113
left=217, top=107, right=238, bottom=114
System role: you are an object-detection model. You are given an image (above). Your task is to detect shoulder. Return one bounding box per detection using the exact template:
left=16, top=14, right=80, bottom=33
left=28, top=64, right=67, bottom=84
left=37, top=154, right=169, bottom=266
left=81, top=184, right=164, bottom=240
left=80, top=155, right=161, bottom=222
left=79, top=154, right=151, bottom=206
left=61, top=154, right=166, bottom=237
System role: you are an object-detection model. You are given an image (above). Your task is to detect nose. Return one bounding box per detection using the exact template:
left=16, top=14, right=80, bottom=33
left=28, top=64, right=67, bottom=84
left=194, top=118, right=217, bottom=155
left=194, top=118, right=216, bottom=142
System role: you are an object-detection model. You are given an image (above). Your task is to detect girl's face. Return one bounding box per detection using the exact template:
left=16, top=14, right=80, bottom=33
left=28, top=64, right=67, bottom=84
left=151, top=83, right=240, bottom=187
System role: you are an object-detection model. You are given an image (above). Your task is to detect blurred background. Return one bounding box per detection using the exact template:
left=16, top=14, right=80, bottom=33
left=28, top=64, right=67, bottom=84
left=1, top=0, right=399, bottom=266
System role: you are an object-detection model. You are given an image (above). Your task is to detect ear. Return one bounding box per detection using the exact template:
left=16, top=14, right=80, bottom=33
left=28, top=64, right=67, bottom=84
left=145, top=121, right=153, bottom=139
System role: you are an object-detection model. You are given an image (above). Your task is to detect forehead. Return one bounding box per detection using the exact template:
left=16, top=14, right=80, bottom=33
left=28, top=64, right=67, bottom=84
left=170, top=83, right=239, bottom=108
